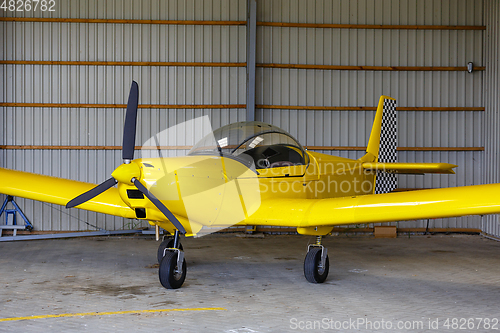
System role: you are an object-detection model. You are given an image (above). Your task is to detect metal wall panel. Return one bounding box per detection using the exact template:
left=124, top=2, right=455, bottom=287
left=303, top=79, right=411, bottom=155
left=0, top=0, right=488, bottom=232
left=255, top=0, right=484, bottom=229
left=1, top=0, right=247, bottom=231
left=482, top=0, right=500, bottom=239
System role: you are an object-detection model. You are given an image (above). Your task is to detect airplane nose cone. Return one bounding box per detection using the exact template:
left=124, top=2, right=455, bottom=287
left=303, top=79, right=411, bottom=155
left=111, top=163, right=141, bottom=185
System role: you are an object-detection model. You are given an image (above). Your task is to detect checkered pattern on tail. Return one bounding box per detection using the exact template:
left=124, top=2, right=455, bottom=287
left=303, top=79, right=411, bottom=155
left=374, top=99, right=397, bottom=194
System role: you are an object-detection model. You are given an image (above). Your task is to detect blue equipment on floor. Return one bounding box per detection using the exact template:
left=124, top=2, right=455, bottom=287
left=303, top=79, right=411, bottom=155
left=0, top=196, right=33, bottom=236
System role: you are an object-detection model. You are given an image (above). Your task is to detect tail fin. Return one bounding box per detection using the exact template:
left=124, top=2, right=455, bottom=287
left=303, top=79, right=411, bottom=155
left=361, top=96, right=398, bottom=194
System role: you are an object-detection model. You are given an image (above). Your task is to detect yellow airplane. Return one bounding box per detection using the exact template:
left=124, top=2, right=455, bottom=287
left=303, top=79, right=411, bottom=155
left=2, top=81, right=500, bottom=289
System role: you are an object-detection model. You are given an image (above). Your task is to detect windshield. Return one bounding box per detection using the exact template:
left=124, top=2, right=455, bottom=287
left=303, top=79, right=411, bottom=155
left=188, top=121, right=308, bottom=168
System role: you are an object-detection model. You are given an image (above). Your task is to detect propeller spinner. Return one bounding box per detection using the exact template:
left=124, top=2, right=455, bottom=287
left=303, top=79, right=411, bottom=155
left=66, top=81, right=186, bottom=234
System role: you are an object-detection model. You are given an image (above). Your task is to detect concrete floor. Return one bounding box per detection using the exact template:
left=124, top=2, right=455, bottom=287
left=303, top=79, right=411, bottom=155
left=1, top=234, right=500, bottom=332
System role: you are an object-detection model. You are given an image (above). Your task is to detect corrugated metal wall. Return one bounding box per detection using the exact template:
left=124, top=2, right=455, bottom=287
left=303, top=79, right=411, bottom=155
left=483, top=0, right=500, bottom=239
left=255, top=0, right=484, bottom=229
left=0, top=0, right=248, bottom=231
left=0, top=0, right=487, bottom=231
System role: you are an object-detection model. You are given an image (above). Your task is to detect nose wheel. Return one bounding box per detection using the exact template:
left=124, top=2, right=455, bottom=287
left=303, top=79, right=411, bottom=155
left=159, top=250, right=186, bottom=289
left=304, top=236, right=329, bottom=283
left=158, top=230, right=187, bottom=289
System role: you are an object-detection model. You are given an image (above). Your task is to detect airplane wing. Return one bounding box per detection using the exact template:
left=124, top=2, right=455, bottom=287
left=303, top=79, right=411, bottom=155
left=245, top=183, right=500, bottom=227
left=2, top=167, right=497, bottom=232
left=362, top=162, right=457, bottom=174
left=0, top=168, right=136, bottom=219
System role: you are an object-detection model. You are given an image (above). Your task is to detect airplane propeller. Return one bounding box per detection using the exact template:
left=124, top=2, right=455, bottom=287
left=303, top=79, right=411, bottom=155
left=122, top=80, right=139, bottom=163
left=66, top=81, right=186, bottom=234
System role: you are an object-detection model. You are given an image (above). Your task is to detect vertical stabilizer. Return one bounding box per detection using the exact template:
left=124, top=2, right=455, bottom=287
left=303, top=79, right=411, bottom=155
left=362, top=96, right=398, bottom=194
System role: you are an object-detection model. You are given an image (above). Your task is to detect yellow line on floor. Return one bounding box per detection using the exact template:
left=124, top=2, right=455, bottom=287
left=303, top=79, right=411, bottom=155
left=0, top=307, right=227, bottom=322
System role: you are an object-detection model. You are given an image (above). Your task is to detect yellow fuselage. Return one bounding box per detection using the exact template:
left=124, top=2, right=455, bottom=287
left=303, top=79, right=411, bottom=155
left=256, top=151, right=375, bottom=200
left=118, top=151, right=376, bottom=235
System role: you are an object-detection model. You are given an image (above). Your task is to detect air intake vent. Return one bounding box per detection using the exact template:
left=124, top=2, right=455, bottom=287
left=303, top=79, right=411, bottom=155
left=135, top=208, right=146, bottom=219
left=127, top=189, right=144, bottom=199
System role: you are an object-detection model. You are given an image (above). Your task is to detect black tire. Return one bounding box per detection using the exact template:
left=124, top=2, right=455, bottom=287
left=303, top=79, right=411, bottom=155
left=159, top=251, right=187, bottom=289
left=157, top=238, right=183, bottom=263
left=304, top=247, right=329, bottom=283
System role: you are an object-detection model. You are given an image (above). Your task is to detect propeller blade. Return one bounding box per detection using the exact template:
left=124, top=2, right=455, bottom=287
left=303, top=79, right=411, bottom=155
left=133, top=178, right=186, bottom=234
left=122, top=81, right=139, bottom=162
left=66, top=177, right=118, bottom=208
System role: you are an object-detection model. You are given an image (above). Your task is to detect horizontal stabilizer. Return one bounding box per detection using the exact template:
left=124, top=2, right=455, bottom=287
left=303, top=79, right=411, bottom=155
left=362, top=162, right=457, bottom=174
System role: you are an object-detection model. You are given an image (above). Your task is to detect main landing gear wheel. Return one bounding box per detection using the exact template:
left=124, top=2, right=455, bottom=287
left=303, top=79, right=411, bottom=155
left=304, top=236, right=329, bottom=283
left=304, top=247, right=329, bottom=283
left=159, top=251, right=187, bottom=289
left=157, top=238, right=183, bottom=263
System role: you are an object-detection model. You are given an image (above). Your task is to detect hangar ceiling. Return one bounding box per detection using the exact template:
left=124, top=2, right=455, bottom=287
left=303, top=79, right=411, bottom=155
left=0, top=0, right=496, bottom=234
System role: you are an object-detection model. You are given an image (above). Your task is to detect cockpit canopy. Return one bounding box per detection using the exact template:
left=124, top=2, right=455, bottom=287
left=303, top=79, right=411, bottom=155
left=188, top=121, right=308, bottom=169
